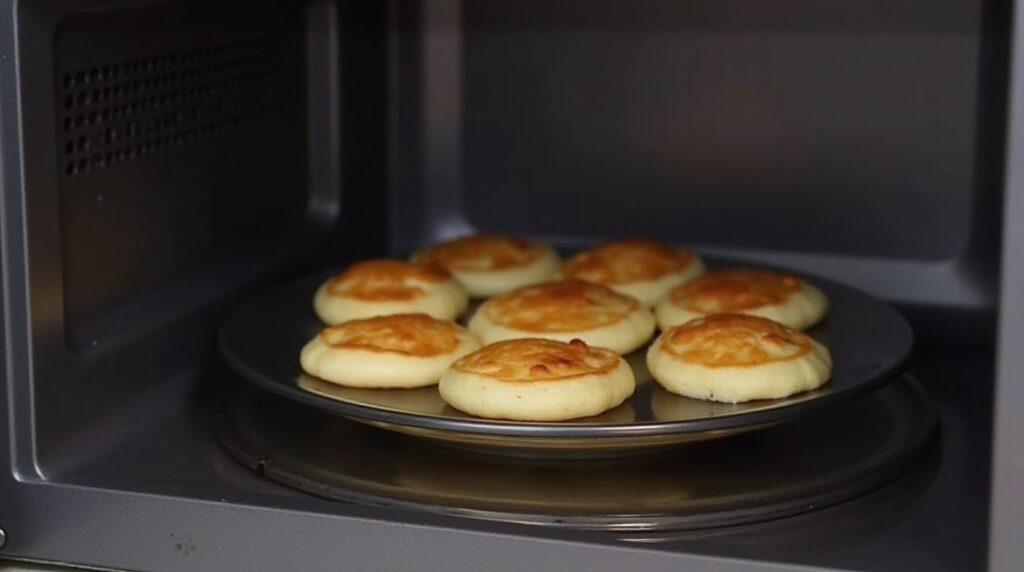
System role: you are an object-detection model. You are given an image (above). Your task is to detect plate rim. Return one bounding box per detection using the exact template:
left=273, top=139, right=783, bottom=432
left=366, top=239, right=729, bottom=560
left=219, top=262, right=914, bottom=440
left=214, top=377, right=937, bottom=531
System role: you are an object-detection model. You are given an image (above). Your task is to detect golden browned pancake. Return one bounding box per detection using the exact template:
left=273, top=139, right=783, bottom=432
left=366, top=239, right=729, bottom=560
left=300, top=314, right=481, bottom=388
left=646, top=314, right=831, bottom=402
left=468, top=280, right=656, bottom=354
left=559, top=239, right=705, bottom=306
left=482, top=280, right=638, bottom=332
left=411, top=234, right=560, bottom=297
left=655, top=269, right=827, bottom=330
left=326, top=259, right=451, bottom=301
left=671, top=270, right=800, bottom=313
left=439, top=338, right=635, bottom=420
left=314, top=259, right=468, bottom=324
left=661, top=313, right=812, bottom=367
left=415, top=235, right=546, bottom=271
left=318, top=313, right=465, bottom=356
left=453, top=337, right=619, bottom=381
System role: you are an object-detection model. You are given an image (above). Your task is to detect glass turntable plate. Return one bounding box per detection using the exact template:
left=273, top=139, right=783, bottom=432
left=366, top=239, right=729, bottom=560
left=220, top=260, right=913, bottom=456
left=216, top=377, right=936, bottom=531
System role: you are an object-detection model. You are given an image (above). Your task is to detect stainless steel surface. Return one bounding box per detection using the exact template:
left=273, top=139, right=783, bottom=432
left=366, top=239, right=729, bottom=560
left=392, top=0, right=1003, bottom=314
left=0, top=559, right=119, bottom=571
left=0, top=347, right=976, bottom=572
left=0, top=1, right=1004, bottom=571
left=990, top=0, right=1024, bottom=566
left=216, top=376, right=935, bottom=532
left=219, top=263, right=913, bottom=455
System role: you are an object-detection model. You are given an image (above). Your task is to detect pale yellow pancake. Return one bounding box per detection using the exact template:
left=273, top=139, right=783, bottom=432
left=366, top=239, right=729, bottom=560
left=647, top=314, right=831, bottom=403
left=559, top=238, right=705, bottom=306
left=439, top=338, right=635, bottom=421
left=468, top=279, right=655, bottom=354
left=314, top=259, right=468, bottom=324
left=656, top=269, right=827, bottom=330
left=300, top=313, right=480, bottom=388
left=412, top=234, right=559, bottom=297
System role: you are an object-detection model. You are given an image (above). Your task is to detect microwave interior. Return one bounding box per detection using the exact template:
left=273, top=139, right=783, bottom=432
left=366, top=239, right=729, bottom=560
left=1, top=0, right=1018, bottom=570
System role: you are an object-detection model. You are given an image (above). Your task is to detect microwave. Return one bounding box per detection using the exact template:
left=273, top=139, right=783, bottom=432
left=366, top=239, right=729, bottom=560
left=1, top=0, right=1021, bottom=570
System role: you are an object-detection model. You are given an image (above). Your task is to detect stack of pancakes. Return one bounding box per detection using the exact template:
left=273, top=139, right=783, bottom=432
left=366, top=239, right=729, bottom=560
left=300, top=234, right=832, bottom=421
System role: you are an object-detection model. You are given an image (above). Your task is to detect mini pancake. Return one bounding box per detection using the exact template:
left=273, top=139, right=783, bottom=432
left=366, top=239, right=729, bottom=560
left=411, top=234, right=559, bottom=297
left=655, top=269, right=828, bottom=330
left=467, top=279, right=656, bottom=354
left=439, top=338, right=635, bottom=421
left=646, top=314, right=831, bottom=403
left=559, top=239, right=705, bottom=306
left=300, top=313, right=481, bottom=388
left=313, top=259, right=469, bottom=324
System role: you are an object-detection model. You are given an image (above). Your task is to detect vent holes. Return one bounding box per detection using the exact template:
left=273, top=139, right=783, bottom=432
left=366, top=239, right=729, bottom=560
left=58, top=34, right=292, bottom=177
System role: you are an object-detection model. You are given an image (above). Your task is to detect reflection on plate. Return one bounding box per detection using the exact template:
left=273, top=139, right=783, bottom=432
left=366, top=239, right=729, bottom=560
left=300, top=375, right=449, bottom=416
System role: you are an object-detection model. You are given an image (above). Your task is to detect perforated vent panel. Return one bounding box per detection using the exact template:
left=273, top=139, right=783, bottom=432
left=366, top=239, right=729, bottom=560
left=59, top=36, right=291, bottom=177
left=50, top=2, right=312, bottom=336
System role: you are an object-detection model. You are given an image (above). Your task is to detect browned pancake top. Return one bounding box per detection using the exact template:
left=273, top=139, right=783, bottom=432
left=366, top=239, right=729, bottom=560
left=561, top=239, right=695, bottom=284
left=482, top=279, right=639, bottom=332
left=413, top=234, right=546, bottom=271
left=325, top=259, right=451, bottom=301
left=669, top=269, right=801, bottom=312
left=661, top=314, right=812, bottom=368
left=319, top=314, right=464, bottom=356
left=453, top=338, right=619, bottom=381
